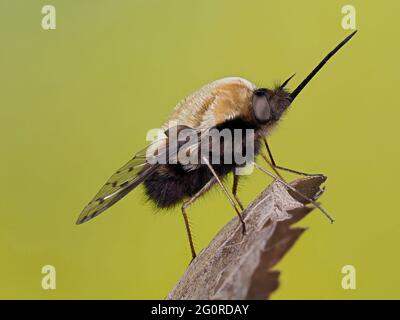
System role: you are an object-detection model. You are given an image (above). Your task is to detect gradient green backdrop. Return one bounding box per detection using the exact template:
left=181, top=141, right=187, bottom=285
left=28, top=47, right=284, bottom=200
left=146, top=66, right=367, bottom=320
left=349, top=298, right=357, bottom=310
left=1, top=0, right=399, bottom=299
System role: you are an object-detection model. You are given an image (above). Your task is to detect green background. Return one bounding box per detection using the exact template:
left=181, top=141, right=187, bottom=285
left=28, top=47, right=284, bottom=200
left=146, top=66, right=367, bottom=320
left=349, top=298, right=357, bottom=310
left=1, top=0, right=399, bottom=299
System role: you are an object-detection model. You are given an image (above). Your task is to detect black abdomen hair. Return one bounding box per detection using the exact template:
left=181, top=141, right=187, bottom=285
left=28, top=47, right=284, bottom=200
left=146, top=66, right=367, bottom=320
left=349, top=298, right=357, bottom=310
left=143, top=164, right=233, bottom=208
left=144, top=118, right=261, bottom=208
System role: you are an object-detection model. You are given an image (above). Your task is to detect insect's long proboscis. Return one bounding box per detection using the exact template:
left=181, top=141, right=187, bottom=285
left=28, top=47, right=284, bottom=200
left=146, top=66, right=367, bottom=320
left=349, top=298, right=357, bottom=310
left=290, top=30, right=357, bottom=101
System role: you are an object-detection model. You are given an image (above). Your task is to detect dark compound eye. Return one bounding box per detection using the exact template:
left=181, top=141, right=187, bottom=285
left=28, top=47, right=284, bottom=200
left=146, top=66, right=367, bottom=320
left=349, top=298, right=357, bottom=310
left=252, top=91, right=271, bottom=123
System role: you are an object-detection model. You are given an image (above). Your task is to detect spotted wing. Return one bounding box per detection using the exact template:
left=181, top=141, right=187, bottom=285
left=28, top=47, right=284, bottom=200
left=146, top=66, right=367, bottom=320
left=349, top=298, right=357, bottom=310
left=76, top=144, right=161, bottom=224
left=76, top=125, right=208, bottom=224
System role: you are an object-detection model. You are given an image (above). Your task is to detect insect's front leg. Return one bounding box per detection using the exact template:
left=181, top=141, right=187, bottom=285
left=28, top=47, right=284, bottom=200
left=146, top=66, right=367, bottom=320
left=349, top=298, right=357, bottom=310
left=263, top=139, right=324, bottom=178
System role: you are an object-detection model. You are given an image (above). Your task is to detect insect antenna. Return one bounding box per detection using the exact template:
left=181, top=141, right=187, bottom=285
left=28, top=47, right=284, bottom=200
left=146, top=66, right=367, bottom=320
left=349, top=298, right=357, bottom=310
left=290, top=30, right=357, bottom=101
left=279, top=73, right=296, bottom=90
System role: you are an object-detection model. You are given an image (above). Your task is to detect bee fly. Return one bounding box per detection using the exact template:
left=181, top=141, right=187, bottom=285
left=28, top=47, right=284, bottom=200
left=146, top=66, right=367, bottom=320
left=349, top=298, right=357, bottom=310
left=77, top=31, right=357, bottom=259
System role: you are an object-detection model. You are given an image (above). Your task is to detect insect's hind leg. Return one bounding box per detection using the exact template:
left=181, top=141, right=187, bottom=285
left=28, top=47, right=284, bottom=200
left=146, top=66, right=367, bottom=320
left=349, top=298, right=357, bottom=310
left=181, top=177, right=217, bottom=260
left=263, top=139, right=324, bottom=178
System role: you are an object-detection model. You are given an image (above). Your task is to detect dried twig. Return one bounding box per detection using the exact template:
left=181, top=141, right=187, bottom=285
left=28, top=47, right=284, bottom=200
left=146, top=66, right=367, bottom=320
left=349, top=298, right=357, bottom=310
left=167, top=176, right=327, bottom=300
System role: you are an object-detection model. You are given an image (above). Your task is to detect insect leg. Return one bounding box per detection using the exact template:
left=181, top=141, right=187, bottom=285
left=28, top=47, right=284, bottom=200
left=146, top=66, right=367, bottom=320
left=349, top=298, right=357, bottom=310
left=202, top=157, right=246, bottom=235
left=232, top=174, right=244, bottom=211
left=260, top=151, right=284, bottom=180
left=264, top=139, right=324, bottom=177
left=182, top=177, right=217, bottom=260
left=252, top=161, right=334, bottom=223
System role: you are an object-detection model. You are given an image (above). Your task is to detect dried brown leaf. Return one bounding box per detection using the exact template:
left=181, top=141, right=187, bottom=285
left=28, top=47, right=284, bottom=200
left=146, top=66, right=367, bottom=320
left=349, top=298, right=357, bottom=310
left=167, top=176, right=327, bottom=300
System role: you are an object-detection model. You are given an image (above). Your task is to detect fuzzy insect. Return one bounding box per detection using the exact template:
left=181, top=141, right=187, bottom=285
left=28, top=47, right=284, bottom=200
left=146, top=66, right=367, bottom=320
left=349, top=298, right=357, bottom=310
left=76, top=31, right=357, bottom=259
